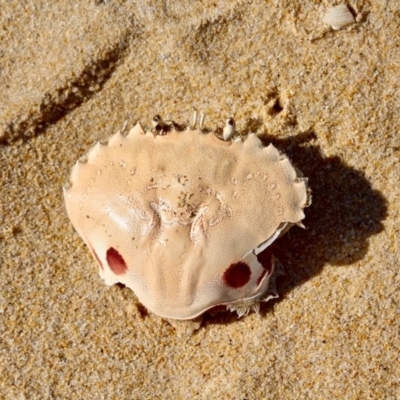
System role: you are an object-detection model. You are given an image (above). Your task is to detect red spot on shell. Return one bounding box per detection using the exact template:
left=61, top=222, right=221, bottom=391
left=106, top=247, right=128, bottom=275
left=223, top=262, right=251, bottom=288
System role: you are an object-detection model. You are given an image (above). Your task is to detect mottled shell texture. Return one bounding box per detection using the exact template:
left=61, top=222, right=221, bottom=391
left=64, top=118, right=309, bottom=320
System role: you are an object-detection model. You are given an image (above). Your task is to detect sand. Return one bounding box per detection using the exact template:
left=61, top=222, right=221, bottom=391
left=0, top=1, right=399, bottom=399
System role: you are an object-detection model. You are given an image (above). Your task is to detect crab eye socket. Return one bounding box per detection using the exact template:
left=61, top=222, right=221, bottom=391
left=256, top=249, right=273, bottom=274
left=222, top=262, right=251, bottom=288
left=255, top=249, right=274, bottom=286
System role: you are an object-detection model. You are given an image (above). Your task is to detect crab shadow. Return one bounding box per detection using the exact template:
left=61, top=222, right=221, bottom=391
left=203, top=129, right=388, bottom=327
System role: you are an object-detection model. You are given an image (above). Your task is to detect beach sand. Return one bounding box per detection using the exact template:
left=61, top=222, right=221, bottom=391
left=1, top=1, right=399, bottom=398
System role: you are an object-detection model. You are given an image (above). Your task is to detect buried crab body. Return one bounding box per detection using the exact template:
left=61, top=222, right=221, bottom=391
left=64, top=114, right=310, bottom=320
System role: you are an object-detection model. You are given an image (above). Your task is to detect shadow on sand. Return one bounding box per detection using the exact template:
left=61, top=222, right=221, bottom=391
left=204, top=128, right=387, bottom=327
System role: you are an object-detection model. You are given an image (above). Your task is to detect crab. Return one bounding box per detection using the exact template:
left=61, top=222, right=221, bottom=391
left=63, top=112, right=310, bottom=320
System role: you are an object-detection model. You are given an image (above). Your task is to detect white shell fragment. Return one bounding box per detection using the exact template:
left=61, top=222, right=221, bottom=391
left=223, top=117, right=236, bottom=141
left=64, top=114, right=310, bottom=320
left=323, top=4, right=355, bottom=30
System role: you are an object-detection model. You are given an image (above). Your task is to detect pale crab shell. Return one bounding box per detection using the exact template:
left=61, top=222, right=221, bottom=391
left=64, top=120, right=309, bottom=320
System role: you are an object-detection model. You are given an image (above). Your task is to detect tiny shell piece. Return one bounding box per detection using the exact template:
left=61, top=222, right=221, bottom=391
left=323, top=4, right=355, bottom=30
left=64, top=115, right=310, bottom=320
left=223, top=117, right=236, bottom=141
